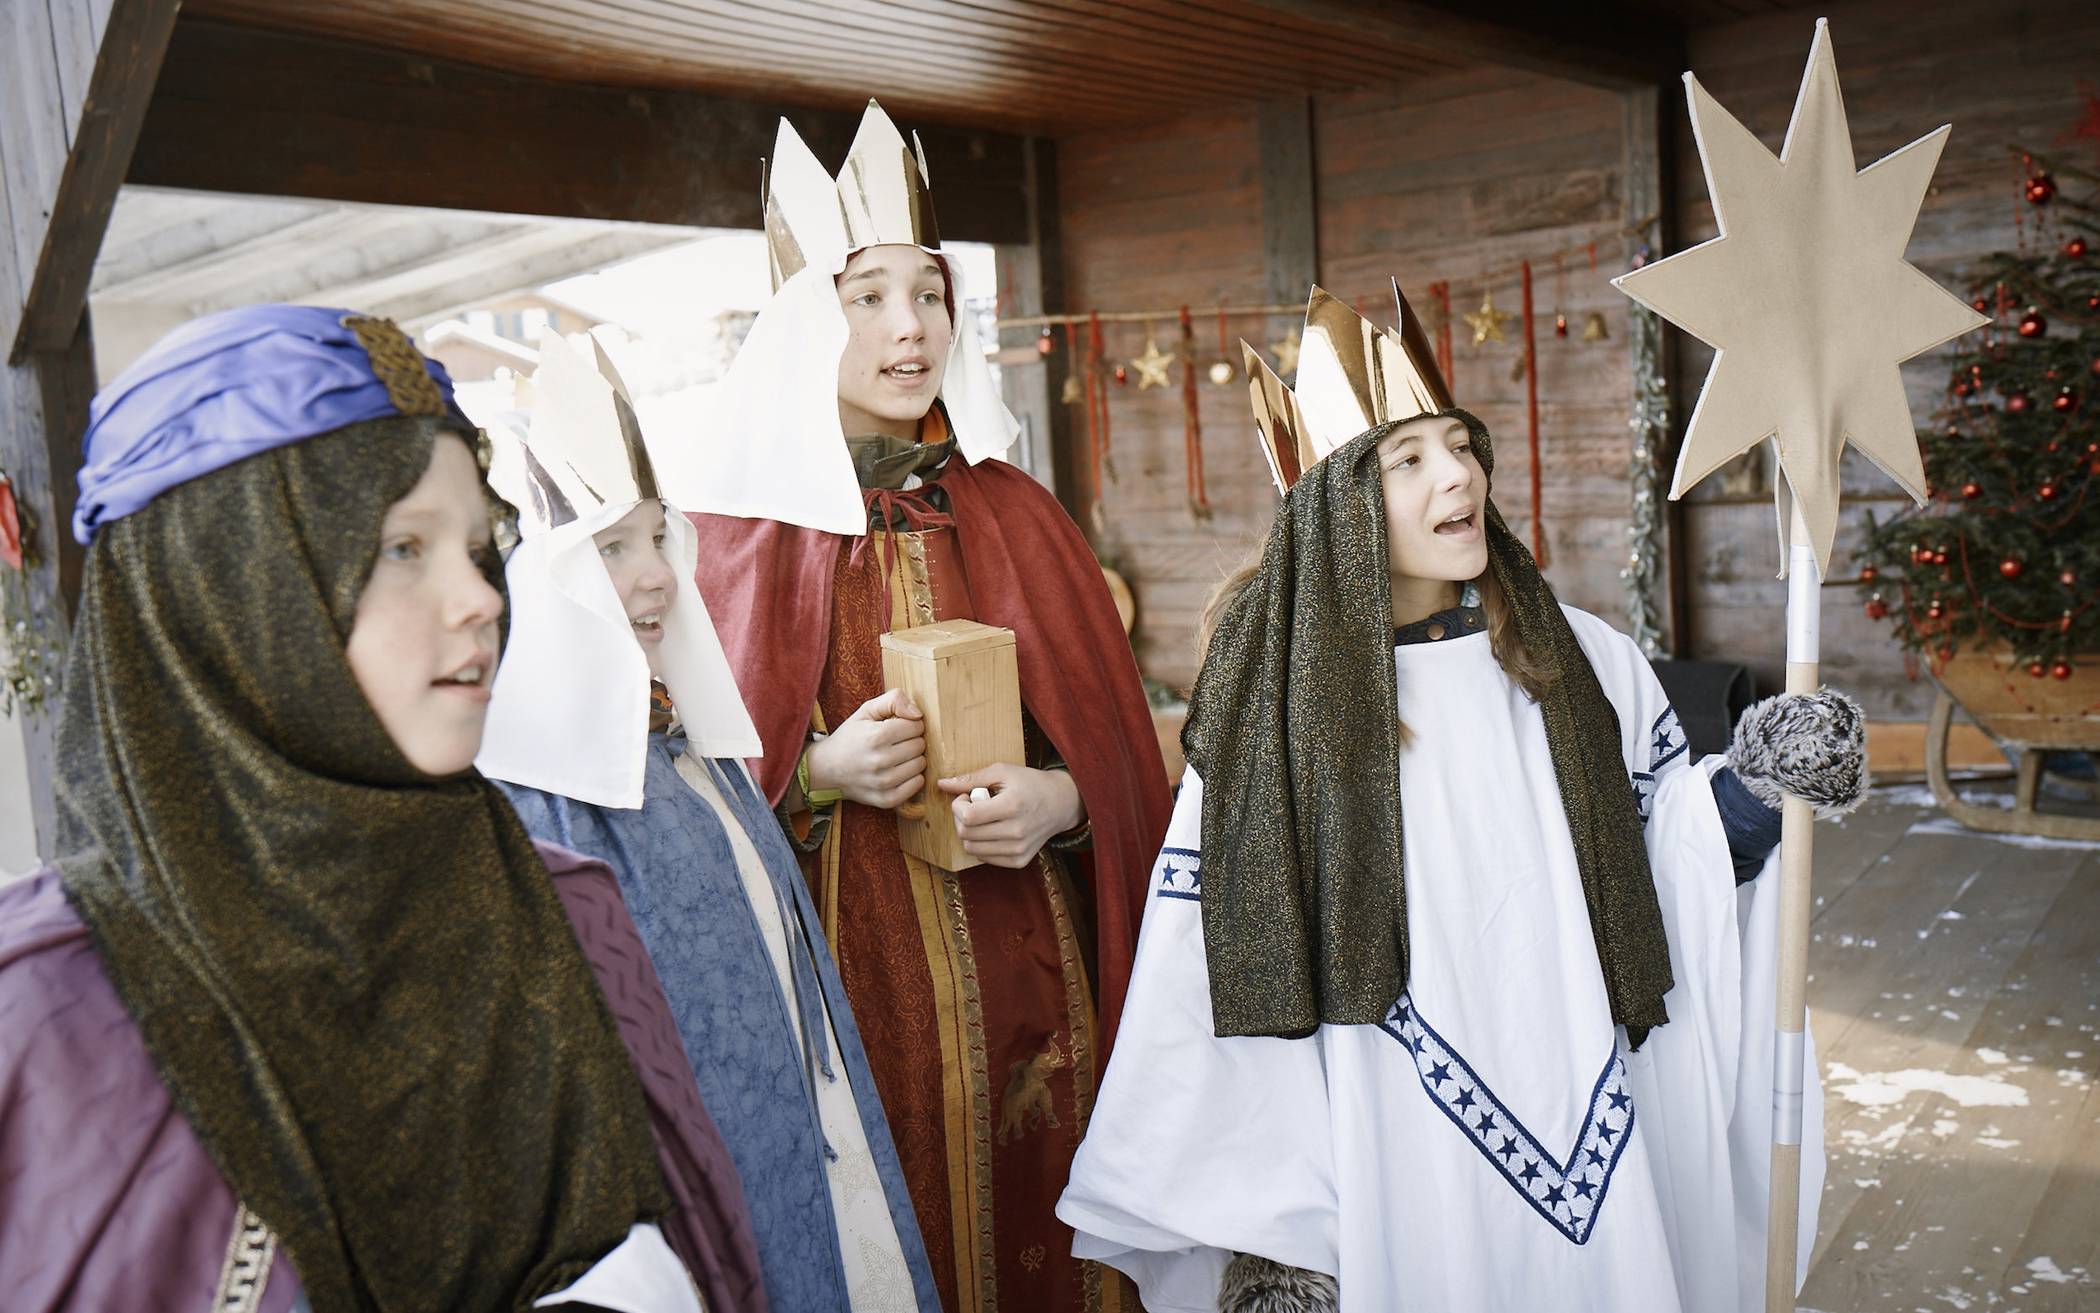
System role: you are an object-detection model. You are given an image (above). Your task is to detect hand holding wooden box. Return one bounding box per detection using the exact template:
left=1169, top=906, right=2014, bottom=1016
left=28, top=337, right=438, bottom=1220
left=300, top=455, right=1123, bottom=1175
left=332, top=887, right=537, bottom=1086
left=878, top=619, right=1024, bottom=872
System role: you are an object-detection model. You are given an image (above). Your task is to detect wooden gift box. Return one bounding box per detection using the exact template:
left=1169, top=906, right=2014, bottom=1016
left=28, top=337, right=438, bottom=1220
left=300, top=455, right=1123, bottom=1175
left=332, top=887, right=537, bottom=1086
left=878, top=618, right=1024, bottom=872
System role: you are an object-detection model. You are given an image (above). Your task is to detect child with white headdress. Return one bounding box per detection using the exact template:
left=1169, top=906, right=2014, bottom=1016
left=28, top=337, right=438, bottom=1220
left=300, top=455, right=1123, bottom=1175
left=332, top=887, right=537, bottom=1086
left=684, top=103, right=1172, bottom=1313
left=479, top=331, right=940, bottom=1313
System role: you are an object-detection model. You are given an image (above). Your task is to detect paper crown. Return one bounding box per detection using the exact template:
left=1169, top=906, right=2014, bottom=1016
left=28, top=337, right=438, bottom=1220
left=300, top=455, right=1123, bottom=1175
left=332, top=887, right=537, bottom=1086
left=514, top=330, right=663, bottom=531
left=1244, top=281, right=1455, bottom=494
left=764, top=100, right=943, bottom=291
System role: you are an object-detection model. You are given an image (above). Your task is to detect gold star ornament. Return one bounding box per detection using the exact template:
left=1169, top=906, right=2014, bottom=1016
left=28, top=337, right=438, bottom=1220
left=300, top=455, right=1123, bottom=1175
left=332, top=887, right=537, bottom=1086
left=1269, top=329, right=1301, bottom=376
left=1613, top=19, right=1987, bottom=574
left=1463, top=291, right=1516, bottom=345
left=1130, top=333, right=1174, bottom=389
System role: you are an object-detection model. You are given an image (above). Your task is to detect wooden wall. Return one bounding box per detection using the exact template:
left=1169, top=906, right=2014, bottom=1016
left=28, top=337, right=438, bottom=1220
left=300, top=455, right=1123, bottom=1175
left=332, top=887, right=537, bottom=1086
left=1059, top=69, right=1642, bottom=695
left=1061, top=0, right=2100, bottom=719
left=1673, top=0, right=2100, bottom=718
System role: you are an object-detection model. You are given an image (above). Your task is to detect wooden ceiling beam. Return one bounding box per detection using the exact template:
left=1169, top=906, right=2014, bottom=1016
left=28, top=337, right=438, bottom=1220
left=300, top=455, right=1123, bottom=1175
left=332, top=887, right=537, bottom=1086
left=128, top=18, right=1035, bottom=242
left=1233, top=0, right=1687, bottom=92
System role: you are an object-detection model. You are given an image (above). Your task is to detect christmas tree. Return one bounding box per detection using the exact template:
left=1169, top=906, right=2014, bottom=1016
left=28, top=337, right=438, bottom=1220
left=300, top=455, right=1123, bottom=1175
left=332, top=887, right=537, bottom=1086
left=1859, top=153, right=2100, bottom=680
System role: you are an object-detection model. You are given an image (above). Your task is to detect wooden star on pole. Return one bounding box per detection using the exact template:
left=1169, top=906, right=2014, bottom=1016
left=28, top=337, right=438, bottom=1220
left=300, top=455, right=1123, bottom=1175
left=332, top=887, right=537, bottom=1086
left=1130, top=333, right=1174, bottom=389
left=1463, top=291, right=1516, bottom=345
left=1613, top=18, right=1987, bottom=574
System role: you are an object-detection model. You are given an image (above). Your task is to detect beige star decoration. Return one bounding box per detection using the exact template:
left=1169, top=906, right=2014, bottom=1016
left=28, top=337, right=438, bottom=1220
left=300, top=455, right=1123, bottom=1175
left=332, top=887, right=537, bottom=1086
left=1613, top=19, right=1987, bottom=574
left=1463, top=292, right=1516, bottom=346
left=1060, top=374, right=1084, bottom=405
left=1269, top=329, right=1301, bottom=376
left=1130, top=334, right=1174, bottom=390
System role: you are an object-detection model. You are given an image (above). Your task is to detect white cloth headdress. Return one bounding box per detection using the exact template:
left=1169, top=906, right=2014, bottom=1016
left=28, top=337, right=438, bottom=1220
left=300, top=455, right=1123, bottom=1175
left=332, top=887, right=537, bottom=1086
left=478, top=329, right=761, bottom=809
left=662, top=100, right=1019, bottom=534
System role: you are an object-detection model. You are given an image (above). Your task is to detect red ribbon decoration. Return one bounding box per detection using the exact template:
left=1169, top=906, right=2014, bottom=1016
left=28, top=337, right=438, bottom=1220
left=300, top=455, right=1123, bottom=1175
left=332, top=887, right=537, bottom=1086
left=1178, top=305, right=1210, bottom=517
left=1521, top=259, right=1547, bottom=568
left=1430, top=281, right=1455, bottom=383
left=0, top=474, right=21, bottom=571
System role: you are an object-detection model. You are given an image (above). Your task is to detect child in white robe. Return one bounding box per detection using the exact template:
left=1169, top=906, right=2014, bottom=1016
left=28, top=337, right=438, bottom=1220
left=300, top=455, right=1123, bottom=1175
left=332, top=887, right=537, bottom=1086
left=1056, top=288, right=1861, bottom=1313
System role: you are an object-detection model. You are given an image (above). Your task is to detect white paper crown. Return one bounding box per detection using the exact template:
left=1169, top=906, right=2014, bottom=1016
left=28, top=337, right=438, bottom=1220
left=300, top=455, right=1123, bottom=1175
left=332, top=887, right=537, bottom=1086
left=764, top=100, right=942, bottom=291
left=1244, top=281, right=1456, bottom=494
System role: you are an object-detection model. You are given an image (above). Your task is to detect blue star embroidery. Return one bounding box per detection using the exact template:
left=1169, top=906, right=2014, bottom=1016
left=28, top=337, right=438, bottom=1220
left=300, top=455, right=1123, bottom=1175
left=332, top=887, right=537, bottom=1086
left=1378, top=992, right=1635, bottom=1246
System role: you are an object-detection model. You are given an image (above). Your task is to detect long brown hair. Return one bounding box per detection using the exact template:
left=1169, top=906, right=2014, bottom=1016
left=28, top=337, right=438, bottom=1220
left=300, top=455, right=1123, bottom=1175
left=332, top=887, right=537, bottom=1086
left=1195, top=538, right=1559, bottom=739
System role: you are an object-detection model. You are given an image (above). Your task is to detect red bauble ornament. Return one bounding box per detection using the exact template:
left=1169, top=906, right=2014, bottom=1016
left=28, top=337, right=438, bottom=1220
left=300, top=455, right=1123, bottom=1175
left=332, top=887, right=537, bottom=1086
left=2039, top=481, right=2060, bottom=501
left=2029, top=661, right=2048, bottom=678
left=1859, top=564, right=1878, bottom=582
left=2018, top=309, right=2047, bottom=338
left=2090, top=355, right=2100, bottom=377
left=1933, top=548, right=1951, bottom=565
left=2051, top=660, right=2074, bottom=680
left=2070, top=236, right=2092, bottom=258
left=1864, top=596, right=1888, bottom=620
left=2063, top=568, right=2080, bottom=587
left=1927, top=598, right=1946, bottom=620
left=2089, top=295, right=2100, bottom=310
left=1553, top=313, right=1568, bottom=338
left=2027, top=172, right=2057, bottom=204
left=2055, top=389, right=2080, bottom=413
left=1035, top=327, right=1054, bottom=356
left=1961, top=481, right=1983, bottom=499
left=2000, top=556, right=2025, bottom=578
left=1952, top=380, right=1972, bottom=397
left=1112, top=363, right=1129, bottom=385
left=2006, top=391, right=2032, bottom=414
left=1971, top=295, right=1990, bottom=312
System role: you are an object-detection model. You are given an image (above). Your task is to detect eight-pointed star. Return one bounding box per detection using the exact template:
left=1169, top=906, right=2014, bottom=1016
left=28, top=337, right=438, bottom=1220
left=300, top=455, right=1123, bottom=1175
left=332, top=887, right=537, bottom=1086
left=1613, top=19, right=1987, bottom=574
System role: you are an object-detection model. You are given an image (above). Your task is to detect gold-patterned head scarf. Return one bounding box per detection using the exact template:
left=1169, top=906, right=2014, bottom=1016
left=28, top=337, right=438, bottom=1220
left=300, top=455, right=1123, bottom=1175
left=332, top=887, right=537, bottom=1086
left=1183, top=409, right=1675, bottom=1046
left=53, top=409, right=671, bottom=1311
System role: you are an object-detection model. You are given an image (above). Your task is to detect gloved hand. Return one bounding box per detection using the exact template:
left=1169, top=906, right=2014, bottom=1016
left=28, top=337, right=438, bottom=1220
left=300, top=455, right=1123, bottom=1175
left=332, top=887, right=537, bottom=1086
left=1220, top=1253, right=1339, bottom=1313
left=1724, top=687, right=1869, bottom=819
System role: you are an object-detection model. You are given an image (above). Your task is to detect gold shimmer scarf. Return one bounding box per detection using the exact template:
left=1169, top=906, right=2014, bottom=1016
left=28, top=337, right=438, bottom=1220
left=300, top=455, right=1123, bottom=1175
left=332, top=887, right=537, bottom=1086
left=54, top=416, right=670, bottom=1312
left=1183, top=410, right=1673, bottom=1045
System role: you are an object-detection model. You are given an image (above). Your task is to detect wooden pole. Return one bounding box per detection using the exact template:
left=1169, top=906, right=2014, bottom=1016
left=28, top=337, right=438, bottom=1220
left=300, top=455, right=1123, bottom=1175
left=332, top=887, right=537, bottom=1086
left=1765, top=496, right=1820, bottom=1312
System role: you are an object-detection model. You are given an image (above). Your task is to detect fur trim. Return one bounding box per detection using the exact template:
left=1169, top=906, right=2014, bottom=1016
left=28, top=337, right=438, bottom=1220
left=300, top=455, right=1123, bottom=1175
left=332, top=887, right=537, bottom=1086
left=1726, top=688, right=1869, bottom=819
left=1219, top=1253, right=1340, bottom=1313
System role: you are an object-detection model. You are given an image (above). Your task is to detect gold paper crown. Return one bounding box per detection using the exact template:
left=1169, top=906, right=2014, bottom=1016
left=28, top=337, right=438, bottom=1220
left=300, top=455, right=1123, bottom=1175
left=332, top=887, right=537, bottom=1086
left=764, top=100, right=942, bottom=291
left=1243, top=281, right=1455, bottom=494
left=515, top=331, right=661, bottom=531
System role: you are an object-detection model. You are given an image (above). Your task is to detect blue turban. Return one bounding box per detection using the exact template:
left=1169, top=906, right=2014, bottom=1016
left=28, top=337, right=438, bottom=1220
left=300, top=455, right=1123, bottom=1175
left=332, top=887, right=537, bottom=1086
left=74, top=304, right=470, bottom=544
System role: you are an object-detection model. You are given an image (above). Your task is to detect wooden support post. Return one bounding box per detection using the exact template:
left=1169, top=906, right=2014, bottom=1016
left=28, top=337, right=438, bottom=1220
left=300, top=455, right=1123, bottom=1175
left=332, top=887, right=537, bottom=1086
left=1257, top=96, right=1319, bottom=366
left=1, top=0, right=179, bottom=859
left=997, top=137, right=1074, bottom=514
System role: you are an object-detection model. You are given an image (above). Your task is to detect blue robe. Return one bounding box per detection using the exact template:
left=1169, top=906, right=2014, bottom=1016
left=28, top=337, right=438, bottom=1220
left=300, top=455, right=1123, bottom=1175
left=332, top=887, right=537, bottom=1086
left=501, top=735, right=940, bottom=1313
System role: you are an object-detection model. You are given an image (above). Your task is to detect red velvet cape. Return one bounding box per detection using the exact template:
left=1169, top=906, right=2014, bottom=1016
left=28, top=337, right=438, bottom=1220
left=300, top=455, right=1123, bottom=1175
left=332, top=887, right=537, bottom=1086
left=688, top=457, right=1171, bottom=1060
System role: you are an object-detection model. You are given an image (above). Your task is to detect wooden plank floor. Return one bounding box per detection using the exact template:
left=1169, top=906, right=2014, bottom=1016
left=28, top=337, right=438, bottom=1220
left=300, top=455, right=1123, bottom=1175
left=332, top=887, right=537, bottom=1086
left=1796, top=777, right=2100, bottom=1312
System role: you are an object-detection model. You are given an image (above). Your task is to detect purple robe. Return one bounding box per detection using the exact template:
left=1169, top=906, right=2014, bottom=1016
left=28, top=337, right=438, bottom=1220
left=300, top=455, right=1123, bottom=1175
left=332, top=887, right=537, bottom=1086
left=0, top=841, right=766, bottom=1313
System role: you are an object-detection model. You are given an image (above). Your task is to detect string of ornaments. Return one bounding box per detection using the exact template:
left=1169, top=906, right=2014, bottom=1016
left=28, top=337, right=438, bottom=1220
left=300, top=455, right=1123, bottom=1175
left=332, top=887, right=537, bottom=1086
left=1001, top=218, right=1650, bottom=543
left=1857, top=139, right=2100, bottom=683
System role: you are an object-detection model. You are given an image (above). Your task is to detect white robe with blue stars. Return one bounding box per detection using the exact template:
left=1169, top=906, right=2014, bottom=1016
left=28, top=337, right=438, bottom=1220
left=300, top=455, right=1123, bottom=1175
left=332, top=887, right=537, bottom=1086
left=1056, top=606, right=1823, bottom=1312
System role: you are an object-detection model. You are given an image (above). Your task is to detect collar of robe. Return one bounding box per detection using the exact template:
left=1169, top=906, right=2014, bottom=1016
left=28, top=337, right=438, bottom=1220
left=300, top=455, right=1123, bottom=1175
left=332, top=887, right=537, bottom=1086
left=1181, top=410, right=1675, bottom=1047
